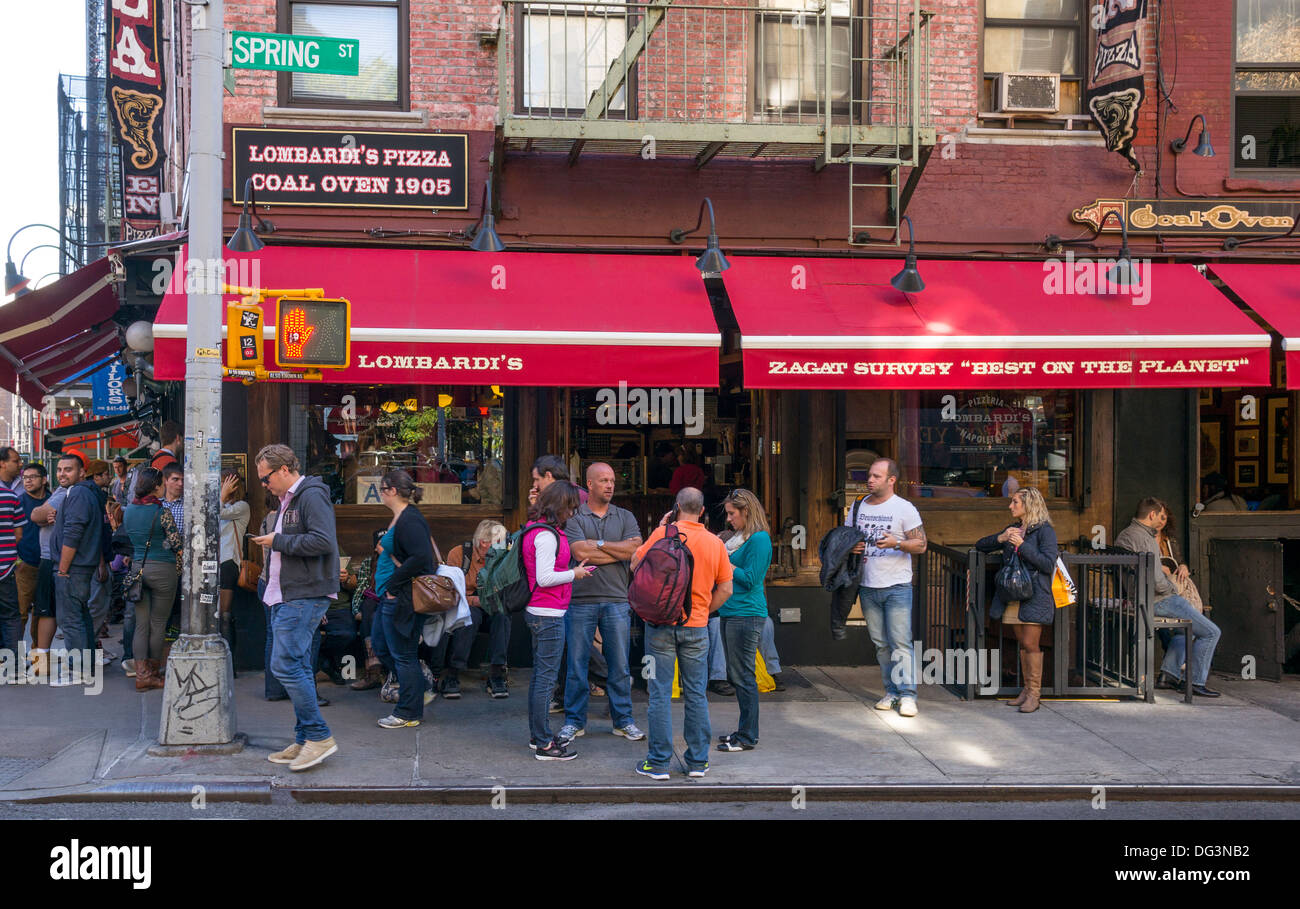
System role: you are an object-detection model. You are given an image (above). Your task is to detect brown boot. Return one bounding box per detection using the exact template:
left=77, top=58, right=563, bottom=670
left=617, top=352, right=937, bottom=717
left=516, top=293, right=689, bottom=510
left=1019, top=653, right=1042, bottom=713
left=351, top=665, right=383, bottom=691
left=1008, top=651, right=1029, bottom=706
left=136, top=659, right=164, bottom=691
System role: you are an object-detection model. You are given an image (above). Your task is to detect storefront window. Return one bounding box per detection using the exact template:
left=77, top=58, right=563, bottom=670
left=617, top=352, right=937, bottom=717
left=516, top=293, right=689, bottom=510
left=303, top=385, right=506, bottom=505
left=1197, top=382, right=1291, bottom=510
left=893, top=390, right=1076, bottom=499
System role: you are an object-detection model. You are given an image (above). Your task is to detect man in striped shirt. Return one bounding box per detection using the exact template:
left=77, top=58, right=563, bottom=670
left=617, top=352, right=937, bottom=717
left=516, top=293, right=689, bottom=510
left=0, top=464, right=26, bottom=658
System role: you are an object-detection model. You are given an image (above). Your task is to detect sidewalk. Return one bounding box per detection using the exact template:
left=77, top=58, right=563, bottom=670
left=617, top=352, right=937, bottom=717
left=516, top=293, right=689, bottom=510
left=2, top=654, right=1298, bottom=803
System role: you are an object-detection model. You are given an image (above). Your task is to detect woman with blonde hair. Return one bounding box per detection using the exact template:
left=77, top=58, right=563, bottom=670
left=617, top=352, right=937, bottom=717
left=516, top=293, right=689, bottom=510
left=716, top=488, right=774, bottom=752
left=975, top=485, right=1058, bottom=714
left=434, top=519, right=511, bottom=698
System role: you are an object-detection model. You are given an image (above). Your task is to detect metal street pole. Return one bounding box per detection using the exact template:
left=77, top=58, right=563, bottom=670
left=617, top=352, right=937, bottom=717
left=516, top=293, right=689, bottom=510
left=154, top=0, right=244, bottom=752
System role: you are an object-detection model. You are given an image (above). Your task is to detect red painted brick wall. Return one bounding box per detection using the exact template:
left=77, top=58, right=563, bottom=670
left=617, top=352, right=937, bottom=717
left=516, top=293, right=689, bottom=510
left=207, top=0, right=1283, bottom=254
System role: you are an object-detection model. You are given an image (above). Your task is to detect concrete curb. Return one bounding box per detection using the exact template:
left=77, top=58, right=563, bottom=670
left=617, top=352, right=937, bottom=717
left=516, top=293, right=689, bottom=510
left=286, top=783, right=1300, bottom=805
left=7, top=781, right=1299, bottom=805
left=10, top=781, right=274, bottom=804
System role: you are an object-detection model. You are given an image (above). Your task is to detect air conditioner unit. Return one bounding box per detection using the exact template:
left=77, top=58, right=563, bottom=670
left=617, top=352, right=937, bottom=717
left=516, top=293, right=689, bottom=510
left=994, top=72, right=1060, bottom=114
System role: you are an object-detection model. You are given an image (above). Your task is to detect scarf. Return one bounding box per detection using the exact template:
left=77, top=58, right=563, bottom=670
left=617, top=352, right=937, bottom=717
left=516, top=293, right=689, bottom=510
left=725, top=530, right=747, bottom=554
left=134, top=494, right=161, bottom=506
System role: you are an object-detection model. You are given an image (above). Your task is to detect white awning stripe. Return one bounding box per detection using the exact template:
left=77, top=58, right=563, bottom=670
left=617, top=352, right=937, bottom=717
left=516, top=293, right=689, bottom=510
left=0, top=273, right=114, bottom=346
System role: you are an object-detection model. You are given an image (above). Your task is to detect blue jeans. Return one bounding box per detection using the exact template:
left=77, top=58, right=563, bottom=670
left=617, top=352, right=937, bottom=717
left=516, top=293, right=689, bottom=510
left=121, top=605, right=135, bottom=661
left=721, top=615, right=764, bottom=746
left=486, top=610, right=510, bottom=670
left=264, top=603, right=321, bottom=699
left=1155, top=595, right=1221, bottom=687
left=54, top=567, right=95, bottom=656
left=525, top=613, right=565, bottom=746
left=759, top=616, right=781, bottom=674
left=564, top=601, right=634, bottom=730
left=706, top=613, right=727, bottom=681
left=859, top=584, right=916, bottom=699
left=645, top=622, right=710, bottom=771
left=269, top=596, right=332, bottom=744
left=370, top=597, right=426, bottom=721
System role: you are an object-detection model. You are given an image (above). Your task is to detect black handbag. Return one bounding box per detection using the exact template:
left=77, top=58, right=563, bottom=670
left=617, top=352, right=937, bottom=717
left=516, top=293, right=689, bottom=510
left=122, top=508, right=160, bottom=604
left=995, top=547, right=1035, bottom=601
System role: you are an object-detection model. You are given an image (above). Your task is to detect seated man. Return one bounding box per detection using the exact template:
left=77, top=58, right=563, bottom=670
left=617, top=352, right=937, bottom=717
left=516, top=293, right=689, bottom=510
left=1115, top=498, right=1222, bottom=698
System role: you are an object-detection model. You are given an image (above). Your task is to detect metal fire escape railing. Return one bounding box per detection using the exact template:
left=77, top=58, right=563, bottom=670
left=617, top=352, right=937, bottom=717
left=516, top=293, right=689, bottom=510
left=496, top=0, right=934, bottom=236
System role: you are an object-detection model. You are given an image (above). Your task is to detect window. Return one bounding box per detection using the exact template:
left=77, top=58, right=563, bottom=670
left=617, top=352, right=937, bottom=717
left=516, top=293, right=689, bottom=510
left=302, top=385, right=506, bottom=505
left=981, top=0, right=1086, bottom=122
left=278, top=0, right=407, bottom=109
left=898, top=390, right=1077, bottom=500
left=754, top=0, right=853, bottom=119
left=1234, top=1, right=1300, bottom=170
left=1197, top=381, right=1292, bottom=510
left=517, top=1, right=632, bottom=116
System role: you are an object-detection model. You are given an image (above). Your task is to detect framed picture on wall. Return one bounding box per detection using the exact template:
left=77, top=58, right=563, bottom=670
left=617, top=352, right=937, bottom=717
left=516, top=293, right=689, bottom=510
left=1235, top=428, right=1261, bottom=457
left=1200, top=421, right=1221, bottom=475
left=1199, top=388, right=1215, bottom=407
left=1267, top=397, right=1290, bottom=484
left=1236, top=460, right=1259, bottom=488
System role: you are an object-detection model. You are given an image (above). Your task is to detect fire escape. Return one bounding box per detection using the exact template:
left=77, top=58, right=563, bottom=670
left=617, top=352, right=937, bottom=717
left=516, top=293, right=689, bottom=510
left=495, top=0, right=935, bottom=242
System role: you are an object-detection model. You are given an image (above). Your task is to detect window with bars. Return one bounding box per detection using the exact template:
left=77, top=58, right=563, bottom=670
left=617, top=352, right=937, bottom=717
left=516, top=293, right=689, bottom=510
left=753, top=0, right=854, bottom=118
left=277, top=0, right=406, bottom=109
left=516, top=1, right=633, bottom=116
left=1235, top=0, right=1300, bottom=170
left=981, top=0, right=1087, bottom=124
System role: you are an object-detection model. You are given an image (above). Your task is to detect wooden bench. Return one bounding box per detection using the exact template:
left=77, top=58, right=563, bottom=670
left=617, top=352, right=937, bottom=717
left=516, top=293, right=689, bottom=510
left=1153, top=616, right=1194, bottom=704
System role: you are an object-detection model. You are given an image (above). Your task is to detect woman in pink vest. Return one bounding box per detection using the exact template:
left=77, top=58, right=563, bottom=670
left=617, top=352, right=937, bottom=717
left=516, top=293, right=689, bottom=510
left=524, top=481, right=594, bottom=761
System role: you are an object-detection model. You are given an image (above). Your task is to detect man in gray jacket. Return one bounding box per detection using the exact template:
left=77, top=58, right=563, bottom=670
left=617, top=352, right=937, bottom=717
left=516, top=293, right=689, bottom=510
left=48, top=454, right=104, bottom=683
left=1115, top=498, right=1222, bottom=697
left=251, top=444, right=341, bottom=772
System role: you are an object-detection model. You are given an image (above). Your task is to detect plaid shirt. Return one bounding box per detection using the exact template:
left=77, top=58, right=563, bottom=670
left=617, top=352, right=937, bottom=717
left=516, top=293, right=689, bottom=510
left=163, top=497, right=184, bottom=534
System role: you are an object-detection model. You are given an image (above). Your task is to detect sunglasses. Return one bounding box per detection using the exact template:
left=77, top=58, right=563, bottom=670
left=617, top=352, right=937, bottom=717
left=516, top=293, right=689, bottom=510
left=257, top=471, right=274, bottom=486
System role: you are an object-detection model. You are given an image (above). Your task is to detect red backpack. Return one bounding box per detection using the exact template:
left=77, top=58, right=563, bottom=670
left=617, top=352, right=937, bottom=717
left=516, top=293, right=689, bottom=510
left=628, top=524, right=695, bottom=627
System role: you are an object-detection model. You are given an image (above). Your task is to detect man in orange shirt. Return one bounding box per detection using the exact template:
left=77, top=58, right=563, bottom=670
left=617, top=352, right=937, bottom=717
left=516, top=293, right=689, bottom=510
left=630, top=487, right=733, bottom=780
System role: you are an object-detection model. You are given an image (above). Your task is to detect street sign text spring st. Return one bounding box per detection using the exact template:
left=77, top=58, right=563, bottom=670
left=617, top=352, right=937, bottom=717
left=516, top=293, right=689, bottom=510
left=230, top=31, right=359, bottom=76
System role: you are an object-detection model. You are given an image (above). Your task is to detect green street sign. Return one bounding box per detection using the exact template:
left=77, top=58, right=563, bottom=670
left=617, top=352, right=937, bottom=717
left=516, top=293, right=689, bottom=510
left=230, top=30, right=359, bottom=76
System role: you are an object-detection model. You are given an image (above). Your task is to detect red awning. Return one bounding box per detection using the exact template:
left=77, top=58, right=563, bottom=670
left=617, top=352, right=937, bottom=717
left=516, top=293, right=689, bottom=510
left=0, top=258, right=123, bottom=407
left=153, top=247, right=721, bottom=387
left=724, top=258, right=1271, bottom=389
left=1208, top=264, right=1300, bottom=387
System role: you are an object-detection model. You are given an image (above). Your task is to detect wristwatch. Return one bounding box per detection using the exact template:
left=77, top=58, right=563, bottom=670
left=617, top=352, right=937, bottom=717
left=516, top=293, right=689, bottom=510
left=894, top=540, right=903, bottom=551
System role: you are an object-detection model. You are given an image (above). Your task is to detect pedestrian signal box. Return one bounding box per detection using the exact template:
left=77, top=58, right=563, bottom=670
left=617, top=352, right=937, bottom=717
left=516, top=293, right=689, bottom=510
left=226, top=302, right=264, bottom=370
left=274, top=297, right=351, bottom=369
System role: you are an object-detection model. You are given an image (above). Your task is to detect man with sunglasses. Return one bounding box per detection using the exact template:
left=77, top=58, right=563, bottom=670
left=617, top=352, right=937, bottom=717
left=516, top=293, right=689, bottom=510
left=250, top=444, right=341, bottom=772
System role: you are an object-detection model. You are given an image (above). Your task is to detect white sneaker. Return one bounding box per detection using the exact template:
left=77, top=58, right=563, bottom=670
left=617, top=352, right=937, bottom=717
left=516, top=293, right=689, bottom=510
left=898, top=696, right=918, bottom=717
left=874, top=695, right=897, bottom=711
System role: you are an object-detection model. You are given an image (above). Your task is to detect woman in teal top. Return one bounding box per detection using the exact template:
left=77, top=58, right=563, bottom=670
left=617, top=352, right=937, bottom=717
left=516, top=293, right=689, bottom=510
left=717, top=489, right=773, bottom=753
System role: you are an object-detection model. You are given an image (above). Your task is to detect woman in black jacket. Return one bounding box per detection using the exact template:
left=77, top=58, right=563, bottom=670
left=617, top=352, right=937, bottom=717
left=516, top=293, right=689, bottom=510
left=976, top=486, right=1058, bottom=714
left=370, top=469, right=436, bottom=729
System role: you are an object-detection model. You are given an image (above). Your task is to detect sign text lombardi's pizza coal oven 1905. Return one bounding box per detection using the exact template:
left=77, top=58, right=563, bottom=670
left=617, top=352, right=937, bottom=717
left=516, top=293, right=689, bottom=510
left=232, top=128, right=468, bottom=209
left=275, top=298, right=351, bottom=370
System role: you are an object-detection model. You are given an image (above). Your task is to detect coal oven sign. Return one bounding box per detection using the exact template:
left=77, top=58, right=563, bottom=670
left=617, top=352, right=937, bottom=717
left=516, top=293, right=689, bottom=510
left=232, top=128, right=468, bottom=210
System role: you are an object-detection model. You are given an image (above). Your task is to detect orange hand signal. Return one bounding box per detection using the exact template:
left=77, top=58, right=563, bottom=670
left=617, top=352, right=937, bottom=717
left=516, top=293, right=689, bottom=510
left=281, top=307, right=316, bottom=358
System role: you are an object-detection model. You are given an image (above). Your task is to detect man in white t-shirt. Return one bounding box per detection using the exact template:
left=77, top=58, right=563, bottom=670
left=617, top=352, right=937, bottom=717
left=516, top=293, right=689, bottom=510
left=847, top=458, right=926, bottom=717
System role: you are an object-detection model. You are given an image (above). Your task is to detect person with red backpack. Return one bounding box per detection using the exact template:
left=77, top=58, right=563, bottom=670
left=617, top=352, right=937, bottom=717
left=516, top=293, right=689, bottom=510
left=523, top=481, right=595, bottom=761
left=630, top=487, right=733, bottom=780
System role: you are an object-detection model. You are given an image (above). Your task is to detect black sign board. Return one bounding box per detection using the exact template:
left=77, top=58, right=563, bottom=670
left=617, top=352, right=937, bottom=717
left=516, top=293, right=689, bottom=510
left=233, top=128, right=469, bottom=209
left=1072, top=198, right=1300, bottom=236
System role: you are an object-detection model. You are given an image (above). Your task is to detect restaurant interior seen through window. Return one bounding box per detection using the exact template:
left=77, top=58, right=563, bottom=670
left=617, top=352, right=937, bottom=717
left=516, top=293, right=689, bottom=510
left=301, top=384, right=506, bottom=505
left=846, top=389, right=1077, bottom=501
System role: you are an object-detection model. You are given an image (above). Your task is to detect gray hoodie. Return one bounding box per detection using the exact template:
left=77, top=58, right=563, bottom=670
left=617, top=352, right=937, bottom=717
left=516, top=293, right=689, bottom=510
left=269, top=475, right=340, bottom=600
